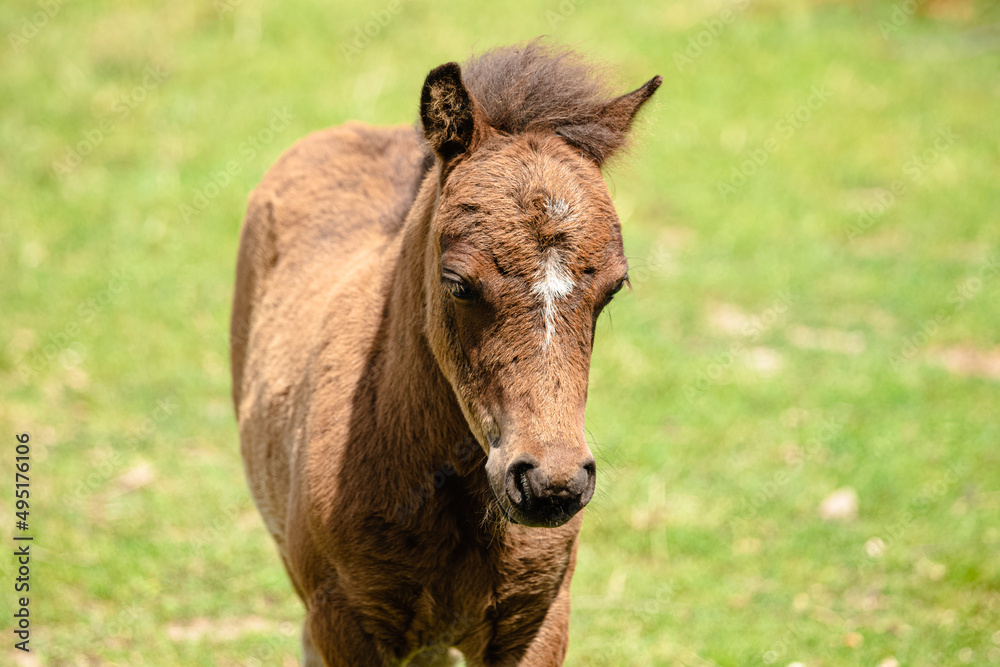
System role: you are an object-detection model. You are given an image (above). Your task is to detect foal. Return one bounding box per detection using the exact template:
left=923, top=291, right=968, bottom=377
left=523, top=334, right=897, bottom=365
left=231, top=41, right=659, bottom=665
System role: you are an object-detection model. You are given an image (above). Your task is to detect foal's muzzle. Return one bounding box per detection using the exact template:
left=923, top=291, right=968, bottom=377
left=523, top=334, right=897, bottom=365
left=503, top=454, right=596, bottom=527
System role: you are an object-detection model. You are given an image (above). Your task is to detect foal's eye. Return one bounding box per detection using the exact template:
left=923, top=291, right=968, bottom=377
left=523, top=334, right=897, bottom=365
left=599, top=277, right=628, bottom=310
left=610, top=277, right=627, bottom=297
left=444, top=278, right=476, bottom=301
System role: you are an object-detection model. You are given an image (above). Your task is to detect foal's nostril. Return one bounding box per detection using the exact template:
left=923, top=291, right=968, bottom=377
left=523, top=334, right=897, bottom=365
left=505, top=457, right=538, bottom=508
left=578, top=458, right=597, bottom=506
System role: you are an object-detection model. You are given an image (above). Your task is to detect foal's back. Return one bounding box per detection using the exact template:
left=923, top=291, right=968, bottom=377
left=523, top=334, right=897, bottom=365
left=232, top=121, right=426, bottom=395
left=243, top=123, right=425, bottom=286
left=230, top=122, right=427, bottom=538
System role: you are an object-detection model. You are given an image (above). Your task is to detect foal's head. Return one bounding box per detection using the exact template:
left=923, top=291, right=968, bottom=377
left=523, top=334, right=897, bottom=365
left=419, top=44, right=660, bottom=527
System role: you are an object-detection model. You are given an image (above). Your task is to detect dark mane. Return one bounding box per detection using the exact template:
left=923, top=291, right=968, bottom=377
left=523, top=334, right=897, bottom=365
left=460, top=40, right=636, bottom=164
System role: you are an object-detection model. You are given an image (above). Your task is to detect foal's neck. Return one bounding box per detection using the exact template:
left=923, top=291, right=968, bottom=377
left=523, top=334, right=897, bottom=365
left=375, top=172, right=480, bottom=477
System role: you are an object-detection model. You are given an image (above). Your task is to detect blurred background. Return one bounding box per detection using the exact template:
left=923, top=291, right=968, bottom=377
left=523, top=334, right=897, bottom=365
left=1, top=0, right=998, bottom=665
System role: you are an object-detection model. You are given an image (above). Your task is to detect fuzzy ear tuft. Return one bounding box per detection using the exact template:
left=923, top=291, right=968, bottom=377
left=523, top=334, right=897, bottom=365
left=602, top=75, right=662, bottom=131
left=420, top=62, right=480, bottom=163
left=556, top=75, right=662, bottom=165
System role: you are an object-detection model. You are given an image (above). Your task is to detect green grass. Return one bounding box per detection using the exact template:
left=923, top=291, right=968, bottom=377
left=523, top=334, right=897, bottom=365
left=2, top=0, right=999, bottom=664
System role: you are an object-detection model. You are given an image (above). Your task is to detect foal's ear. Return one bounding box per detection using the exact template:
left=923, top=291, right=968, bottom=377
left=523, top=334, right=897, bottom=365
left=558, top=75, right=663, bottom=165
left=602, top=75, right=662, bottom=132
left=420, top=62, right=483, bottom=164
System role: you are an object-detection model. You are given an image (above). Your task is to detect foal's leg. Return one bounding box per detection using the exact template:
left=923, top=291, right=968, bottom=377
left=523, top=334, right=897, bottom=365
left=513, top=583, right=571, bottom=667
left=306, top=586, right=386, bottom=666
left=301, top=622, right=324, bottom=667
left=469, top=575, right=573, bottom=667
left=407, top=646, right=463, bottom=666
left=304, top=608, right=463, bottom=667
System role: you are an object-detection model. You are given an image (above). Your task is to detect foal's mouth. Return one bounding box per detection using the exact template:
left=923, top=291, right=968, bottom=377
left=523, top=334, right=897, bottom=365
left=495, top=494, right=581, bottom=529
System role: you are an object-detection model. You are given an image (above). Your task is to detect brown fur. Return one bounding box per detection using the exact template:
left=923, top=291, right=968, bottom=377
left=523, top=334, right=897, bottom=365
left=231, top=40, right=659, bottom=666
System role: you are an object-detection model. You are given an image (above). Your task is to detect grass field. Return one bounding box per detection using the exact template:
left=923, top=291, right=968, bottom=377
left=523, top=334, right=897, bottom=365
left=2, top=0, right=999, bottom=665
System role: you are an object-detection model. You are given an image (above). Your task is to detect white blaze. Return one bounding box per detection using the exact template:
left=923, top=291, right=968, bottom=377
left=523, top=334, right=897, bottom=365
left=546, top=197, right=571, bottom=219
left=532, top=250, right=575, bottom=346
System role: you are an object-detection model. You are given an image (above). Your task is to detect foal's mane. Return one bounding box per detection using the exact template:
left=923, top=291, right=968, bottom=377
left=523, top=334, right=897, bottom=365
left=459, top=40, right=636, bottom=164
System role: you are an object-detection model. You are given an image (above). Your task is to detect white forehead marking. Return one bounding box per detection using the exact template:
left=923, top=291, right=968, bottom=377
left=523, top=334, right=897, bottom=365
left=546, top=197, right=571, bottom=220
left=532, top=250, right=575, bottom=347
